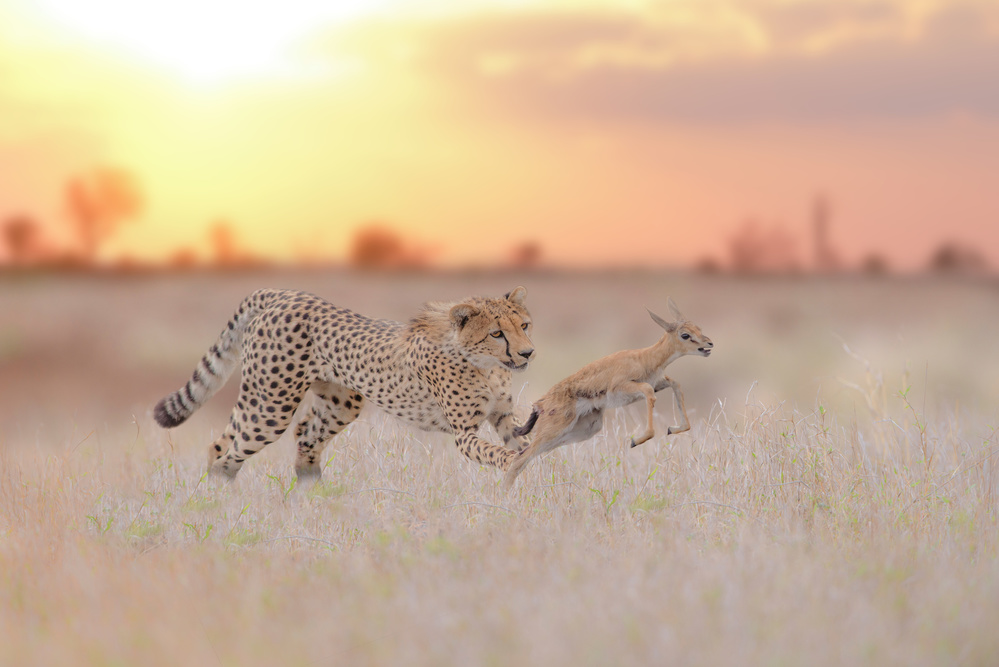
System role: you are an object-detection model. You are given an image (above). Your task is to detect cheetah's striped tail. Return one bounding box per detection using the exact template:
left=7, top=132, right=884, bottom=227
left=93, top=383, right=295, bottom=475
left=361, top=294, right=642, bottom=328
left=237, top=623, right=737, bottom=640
left=153, top=289, right=278, bottom=428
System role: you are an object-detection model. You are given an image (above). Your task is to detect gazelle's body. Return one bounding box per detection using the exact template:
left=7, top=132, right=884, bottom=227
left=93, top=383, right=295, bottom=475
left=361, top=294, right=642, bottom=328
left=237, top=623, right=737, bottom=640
left=503, top=299, right=712, bottom=489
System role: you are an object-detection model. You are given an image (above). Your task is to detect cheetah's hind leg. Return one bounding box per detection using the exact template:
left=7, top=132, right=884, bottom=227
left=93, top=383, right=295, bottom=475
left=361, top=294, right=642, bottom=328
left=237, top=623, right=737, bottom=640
left=207, top=428, right=237, bottom=472
left=293, top=381, right=365, bottom=482
left=210, top=385, right=305, bottom=479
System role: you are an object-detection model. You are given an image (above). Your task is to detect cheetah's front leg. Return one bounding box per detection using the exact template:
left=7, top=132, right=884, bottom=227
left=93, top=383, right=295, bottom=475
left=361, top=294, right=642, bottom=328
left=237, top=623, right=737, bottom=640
left=454, top=427, right=519, bottom=471
left=489, top=396, right=530, bottom=452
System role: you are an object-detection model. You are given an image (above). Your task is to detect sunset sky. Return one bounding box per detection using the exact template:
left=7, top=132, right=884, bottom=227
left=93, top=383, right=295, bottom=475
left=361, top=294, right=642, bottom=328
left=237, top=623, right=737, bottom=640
left=1, top=0, right=997, bottom=269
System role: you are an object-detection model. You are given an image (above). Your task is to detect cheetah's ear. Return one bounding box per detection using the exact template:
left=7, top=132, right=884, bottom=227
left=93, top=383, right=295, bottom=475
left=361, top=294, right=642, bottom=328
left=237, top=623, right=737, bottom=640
left=450, top=303, right=480, bottom=329
left=505, top=286, right=528, bottom=306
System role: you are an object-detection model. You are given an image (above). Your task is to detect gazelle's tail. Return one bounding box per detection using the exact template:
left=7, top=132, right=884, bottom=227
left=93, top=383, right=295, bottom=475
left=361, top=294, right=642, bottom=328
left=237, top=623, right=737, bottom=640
left=512, top=407, right=539, bottom=438
left=153, top=289, right=279, bottom=428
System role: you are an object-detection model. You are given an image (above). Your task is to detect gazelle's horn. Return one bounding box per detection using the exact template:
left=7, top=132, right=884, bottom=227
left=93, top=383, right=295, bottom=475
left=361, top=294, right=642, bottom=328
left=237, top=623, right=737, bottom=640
left=666, top=297, right=686, bottom=322
left=647, top=307, right=677, bottom=332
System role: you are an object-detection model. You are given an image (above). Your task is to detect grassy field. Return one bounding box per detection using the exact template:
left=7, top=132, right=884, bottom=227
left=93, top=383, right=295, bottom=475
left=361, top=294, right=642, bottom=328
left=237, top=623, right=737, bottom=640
left=2, top=270, right=998, bottom=665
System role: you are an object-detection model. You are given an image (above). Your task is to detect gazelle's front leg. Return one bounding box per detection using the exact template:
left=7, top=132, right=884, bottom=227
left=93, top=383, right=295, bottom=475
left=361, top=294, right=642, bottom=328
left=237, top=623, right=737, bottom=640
left=656, top=375, right=690, bottom=435
left=618, top=380, right=657, bottom=448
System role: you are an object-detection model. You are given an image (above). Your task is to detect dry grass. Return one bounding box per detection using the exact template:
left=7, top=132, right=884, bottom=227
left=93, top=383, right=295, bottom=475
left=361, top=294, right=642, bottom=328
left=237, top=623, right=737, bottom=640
left=2, top=271, right=999, bottom=665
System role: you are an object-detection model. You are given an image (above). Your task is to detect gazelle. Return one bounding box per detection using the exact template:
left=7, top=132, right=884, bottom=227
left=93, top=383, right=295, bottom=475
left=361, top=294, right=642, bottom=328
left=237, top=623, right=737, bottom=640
left=502, top=298, right=713, bottom=489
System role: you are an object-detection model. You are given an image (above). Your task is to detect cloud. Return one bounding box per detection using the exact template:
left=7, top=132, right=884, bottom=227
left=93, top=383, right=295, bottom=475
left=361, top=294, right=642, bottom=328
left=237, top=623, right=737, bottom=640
left=352, top=0, right=999, bottom=122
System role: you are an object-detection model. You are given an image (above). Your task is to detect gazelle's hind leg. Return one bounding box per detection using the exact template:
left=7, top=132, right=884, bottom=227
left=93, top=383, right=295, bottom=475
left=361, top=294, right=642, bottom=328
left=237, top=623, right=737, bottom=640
left=293, top=381, right=365, bottom=480
left=566, top=409, right=604, bottom=445
left=502, top=405, right=580, bottom=490
left=617, top=381, right=656, bottom=448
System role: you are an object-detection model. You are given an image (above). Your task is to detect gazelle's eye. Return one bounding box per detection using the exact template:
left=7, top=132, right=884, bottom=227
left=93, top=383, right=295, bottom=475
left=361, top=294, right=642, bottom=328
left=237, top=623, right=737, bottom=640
left=490, top=331, right=504, bottom=338
left=521, top=322, right=530, bottom=331
left=681, top=333, right=691, bottom=340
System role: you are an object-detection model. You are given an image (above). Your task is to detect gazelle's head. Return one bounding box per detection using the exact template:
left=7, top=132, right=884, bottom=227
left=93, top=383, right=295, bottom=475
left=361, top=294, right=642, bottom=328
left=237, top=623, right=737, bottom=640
left=648, top=298, right=714, bottom=357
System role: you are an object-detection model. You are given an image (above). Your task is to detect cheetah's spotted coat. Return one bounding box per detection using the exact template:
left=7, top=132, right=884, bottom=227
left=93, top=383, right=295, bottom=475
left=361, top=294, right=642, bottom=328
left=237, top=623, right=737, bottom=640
left=154, top=287, right=535, bottom=478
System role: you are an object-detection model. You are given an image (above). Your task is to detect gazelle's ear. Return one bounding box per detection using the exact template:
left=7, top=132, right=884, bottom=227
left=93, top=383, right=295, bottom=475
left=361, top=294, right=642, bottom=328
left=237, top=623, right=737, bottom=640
left=667, top=297, right=686, bottom=322
left=450, top=303, right=480, bottom=329
left=647, top=307, right=677, bottom=332
left=505, top=286, right=528, bottom=306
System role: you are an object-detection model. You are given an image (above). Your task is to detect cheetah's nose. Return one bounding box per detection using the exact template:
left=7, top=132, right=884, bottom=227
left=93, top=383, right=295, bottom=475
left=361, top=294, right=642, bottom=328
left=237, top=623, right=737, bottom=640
left=520, top=348, right=534, bottom=360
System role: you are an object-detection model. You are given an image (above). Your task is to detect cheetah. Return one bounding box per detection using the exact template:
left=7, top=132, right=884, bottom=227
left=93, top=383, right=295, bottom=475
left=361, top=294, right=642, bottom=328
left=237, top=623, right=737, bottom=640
left=154, top=287, right=536, bottom=479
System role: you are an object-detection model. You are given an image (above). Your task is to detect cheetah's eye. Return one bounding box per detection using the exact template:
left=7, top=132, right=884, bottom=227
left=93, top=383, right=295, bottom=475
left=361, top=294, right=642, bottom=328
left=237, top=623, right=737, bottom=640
left=521, top=323, right=530, bottom=331
left=681, top=333, right=691, bottom=340
left=490, top=331, right=504, bottom=339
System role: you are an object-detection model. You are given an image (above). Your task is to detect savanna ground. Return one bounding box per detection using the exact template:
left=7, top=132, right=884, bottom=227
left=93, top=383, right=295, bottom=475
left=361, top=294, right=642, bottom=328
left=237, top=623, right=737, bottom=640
left=2, top=269, right=998, bottom=666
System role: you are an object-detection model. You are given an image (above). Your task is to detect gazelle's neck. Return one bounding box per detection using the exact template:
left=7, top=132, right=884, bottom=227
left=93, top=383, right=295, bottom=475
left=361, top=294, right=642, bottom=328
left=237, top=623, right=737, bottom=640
left=643, top=333, right=681, bottom=369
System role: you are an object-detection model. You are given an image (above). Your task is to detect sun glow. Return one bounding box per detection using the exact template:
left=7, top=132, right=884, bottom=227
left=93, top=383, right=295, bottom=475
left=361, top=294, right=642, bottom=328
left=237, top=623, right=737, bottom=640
left=32, top=0, right=379, bottom=84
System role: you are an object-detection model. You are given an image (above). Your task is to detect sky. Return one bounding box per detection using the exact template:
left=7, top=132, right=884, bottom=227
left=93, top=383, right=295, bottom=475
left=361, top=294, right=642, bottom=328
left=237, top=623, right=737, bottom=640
left=1, top=0, right=998, bottom=269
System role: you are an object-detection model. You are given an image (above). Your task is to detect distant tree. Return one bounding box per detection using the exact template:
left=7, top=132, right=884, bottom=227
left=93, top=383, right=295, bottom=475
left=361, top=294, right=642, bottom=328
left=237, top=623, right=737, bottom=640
left=860, top=253, right=890, bottom=276
left=694, top=256, right=722, bottom=275
left=928, top=242, right=988, bottom=275
left=205, top=219, right=265, bottom=268
left=169, top=247, right=199, bottom=270
left=113, top=255, right=142, bottom=273
left=2, top=214, right=45, bottom=265
left=508, top=241, right=542, bottom=269
left=64, top=166, right=144, bottom=261
left=210, top=219, right=239, bottom=267
left=812, top=193, right=840, bottom=273
left=728, top=219, right=800, bottom=274
left=349, top=223, right=430, bottom=270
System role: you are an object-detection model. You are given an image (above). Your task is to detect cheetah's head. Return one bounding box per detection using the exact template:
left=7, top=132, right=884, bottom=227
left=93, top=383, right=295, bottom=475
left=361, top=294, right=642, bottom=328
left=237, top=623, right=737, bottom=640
left=449, top=286, right=535, bottom=371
